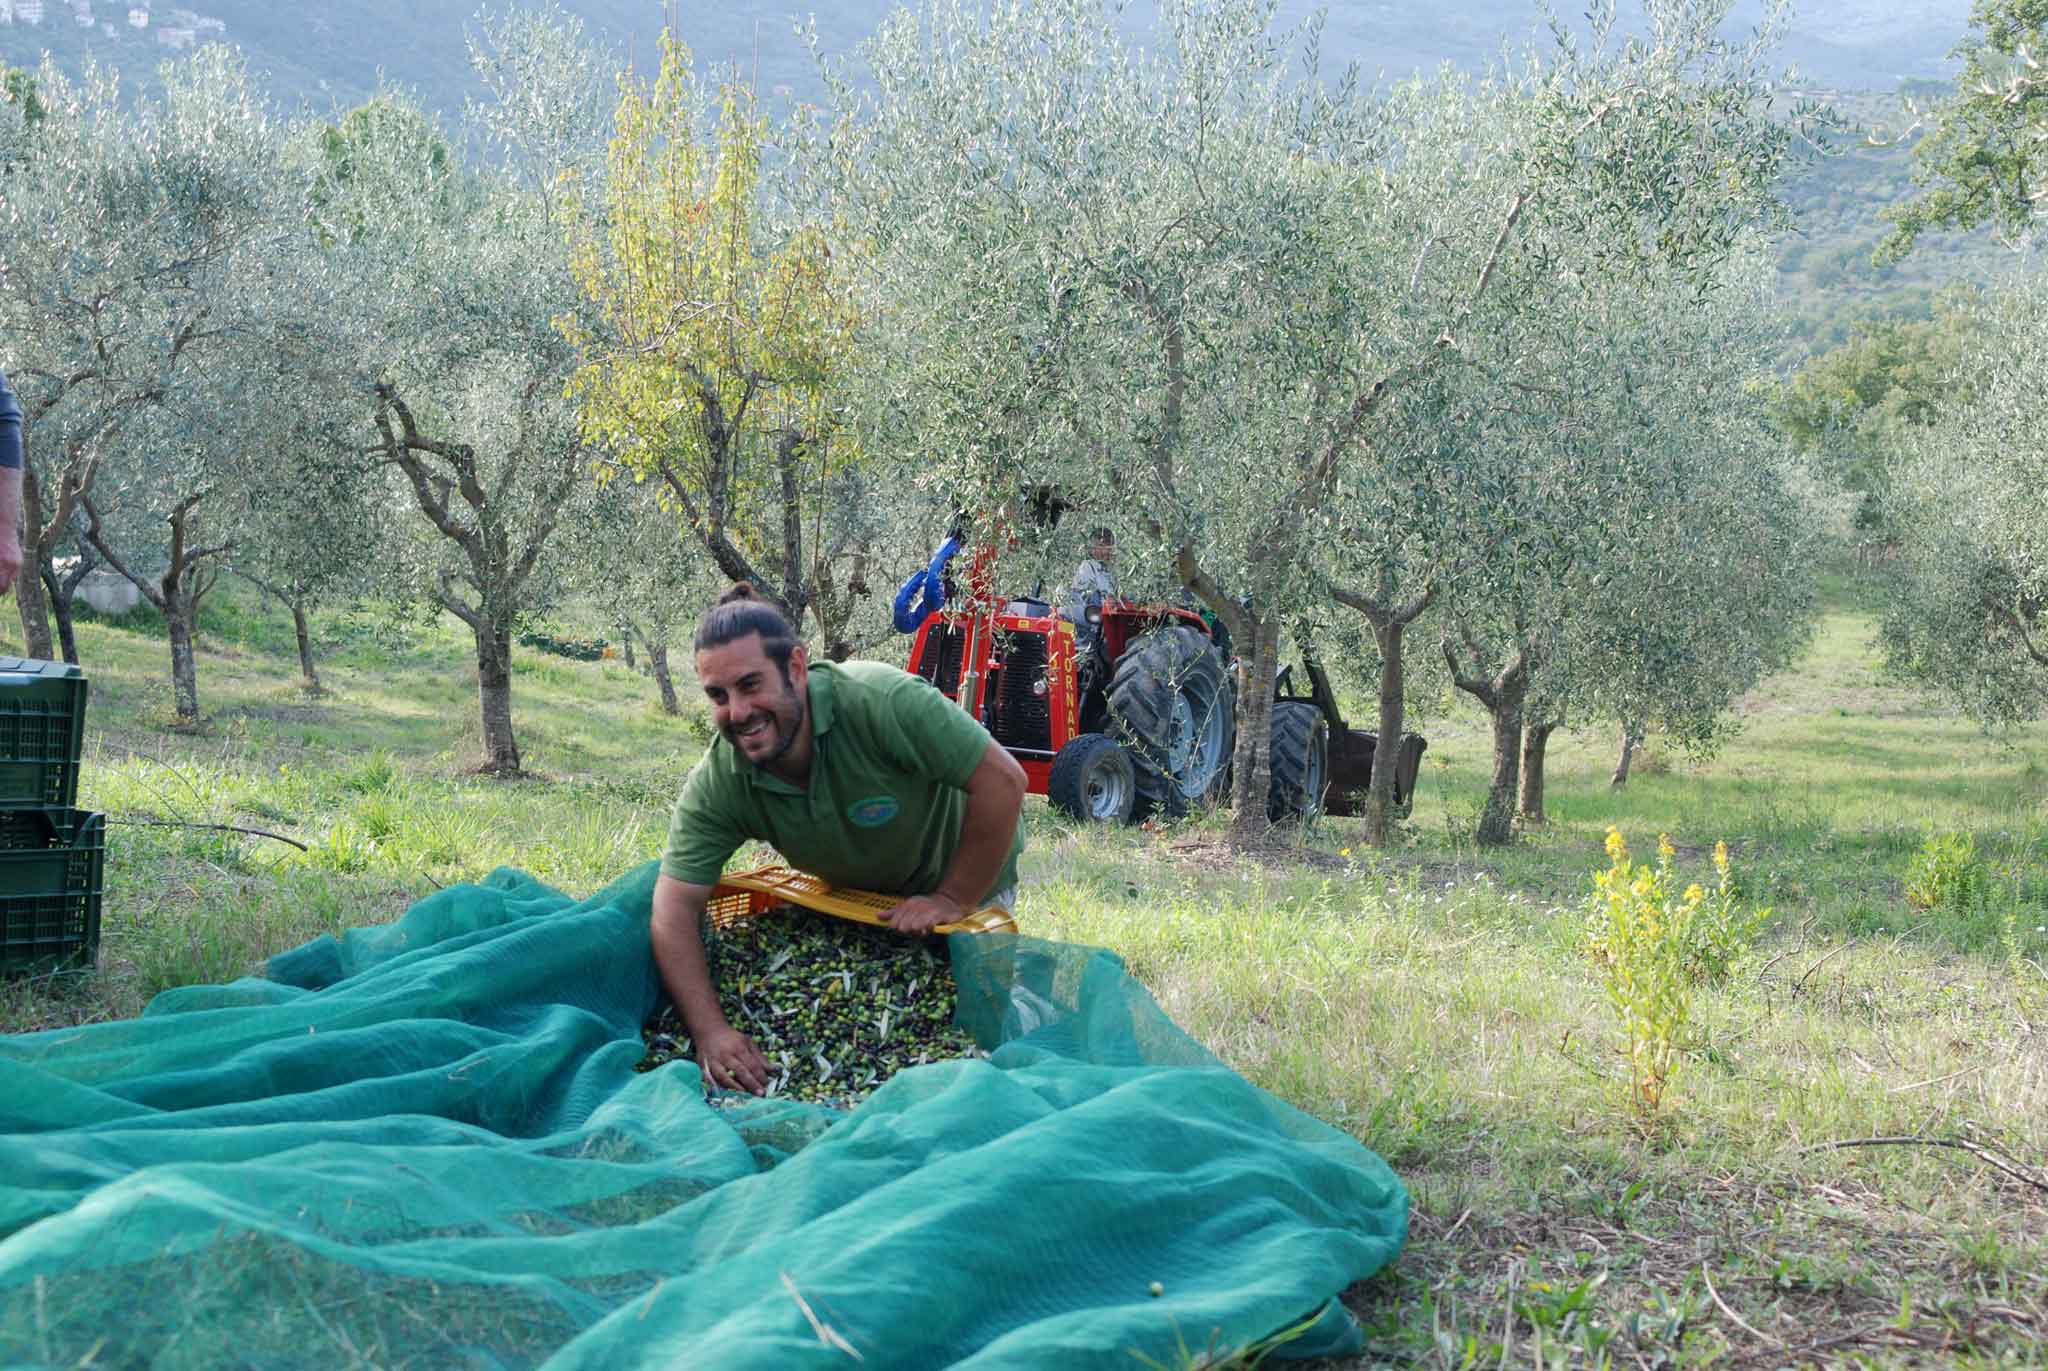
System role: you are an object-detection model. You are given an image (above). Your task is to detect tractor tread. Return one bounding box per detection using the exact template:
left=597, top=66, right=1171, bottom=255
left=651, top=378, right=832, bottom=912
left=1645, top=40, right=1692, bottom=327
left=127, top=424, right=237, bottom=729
left=1105, top=625, right=1232, bottom=821
left=1268, top=700, right=1330, bottom=821
left=1048, top=732, right=1137, bottom=824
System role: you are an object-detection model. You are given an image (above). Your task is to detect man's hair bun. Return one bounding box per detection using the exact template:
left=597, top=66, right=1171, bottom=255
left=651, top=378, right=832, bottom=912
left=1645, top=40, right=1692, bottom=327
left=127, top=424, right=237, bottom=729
left=696, top=582, right=799, bottom=676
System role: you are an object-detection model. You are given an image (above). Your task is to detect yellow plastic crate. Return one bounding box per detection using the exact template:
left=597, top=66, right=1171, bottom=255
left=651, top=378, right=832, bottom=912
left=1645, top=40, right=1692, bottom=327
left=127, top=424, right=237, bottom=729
left=707, top=864, right=1018, bottom=936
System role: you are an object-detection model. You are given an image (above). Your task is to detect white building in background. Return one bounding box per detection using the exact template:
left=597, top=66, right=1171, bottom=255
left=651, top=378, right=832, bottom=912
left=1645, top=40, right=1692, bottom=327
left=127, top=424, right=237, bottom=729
left=152, top=7, right=220, bottom=45
left=0, top=2, right=14, bottom=25
left=128, top=5, right=147, bottom=26
left=12, top=0, right=46, bottom=25
left=71, top=0, right=93, bottom=28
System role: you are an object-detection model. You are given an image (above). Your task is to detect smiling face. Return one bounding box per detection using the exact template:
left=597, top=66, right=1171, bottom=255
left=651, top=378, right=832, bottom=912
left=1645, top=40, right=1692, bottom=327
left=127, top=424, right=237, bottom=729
left=696, top=634, right=809, bottom=772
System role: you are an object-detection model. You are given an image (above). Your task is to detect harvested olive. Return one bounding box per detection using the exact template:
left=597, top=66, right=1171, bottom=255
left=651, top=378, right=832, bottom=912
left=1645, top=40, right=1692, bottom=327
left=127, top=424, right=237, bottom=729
left=637, top=907, right=986, bottom=1107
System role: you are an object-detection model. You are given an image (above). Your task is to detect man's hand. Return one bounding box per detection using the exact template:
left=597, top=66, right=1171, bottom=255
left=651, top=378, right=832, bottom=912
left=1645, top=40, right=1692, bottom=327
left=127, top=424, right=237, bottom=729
left=881, top=891, right=964, bottom=938
left=885, top=742, right=1024, bottom=938
left=651, top=875, right=771, bottom=1094
left=698, top=1023, right=770, bottom=1095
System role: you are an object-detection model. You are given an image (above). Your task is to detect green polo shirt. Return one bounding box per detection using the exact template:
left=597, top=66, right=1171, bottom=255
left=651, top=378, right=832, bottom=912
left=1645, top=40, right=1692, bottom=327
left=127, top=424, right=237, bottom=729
left=660, top=660, right=1023, bottom=905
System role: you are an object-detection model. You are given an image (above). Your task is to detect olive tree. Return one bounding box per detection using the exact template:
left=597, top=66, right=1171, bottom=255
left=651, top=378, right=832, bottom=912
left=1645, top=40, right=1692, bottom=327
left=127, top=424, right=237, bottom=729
left=561, top=32, right=873, bottom=655
left=558, top=469, right=713, bottom=715
left=1879, top=271, right=2048, bottom=730
left=224, top=372, right=389, bottom=696
left=815, top=0, right=1802, bottom=845
left=1419, top=256, right=1819, bottom=840
left=76, top=425, right=235, bottom=723
left=1431, top=381, right=1607, bottom=846
left=1765, top=301, right=1979, bottom=549
left=1518, top=299, right=1817, bottom=820
left=299, top=14, right=611, bottom=773
left=68, top=260, right=371, bottom=721
left=0, top=49, right=282, bottom=665
left=1881, top=0, right=2047, bottom=258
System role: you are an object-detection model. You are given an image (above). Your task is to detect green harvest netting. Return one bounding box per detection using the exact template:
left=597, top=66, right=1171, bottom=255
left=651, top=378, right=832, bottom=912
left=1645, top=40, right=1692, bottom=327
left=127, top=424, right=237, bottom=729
left=0, top=862, right=1406, bottom=1369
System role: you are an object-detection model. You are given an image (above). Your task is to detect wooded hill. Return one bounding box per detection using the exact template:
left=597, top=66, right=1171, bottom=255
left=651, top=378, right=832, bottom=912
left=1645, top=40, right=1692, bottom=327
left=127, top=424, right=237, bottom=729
left=3, top=0, right=2012, bottom=352
left=1, top=0, right=1973, bottom=117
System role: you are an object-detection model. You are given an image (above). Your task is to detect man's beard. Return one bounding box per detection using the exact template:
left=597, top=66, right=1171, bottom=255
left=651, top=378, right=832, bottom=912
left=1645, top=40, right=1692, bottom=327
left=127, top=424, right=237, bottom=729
left=722, top=678, right=805, bottom=768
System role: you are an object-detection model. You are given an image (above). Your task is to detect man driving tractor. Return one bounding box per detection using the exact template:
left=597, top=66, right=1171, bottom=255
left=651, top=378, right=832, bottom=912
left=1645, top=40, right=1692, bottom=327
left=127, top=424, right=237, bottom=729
left=1063, top=527, right=1119, bottom=648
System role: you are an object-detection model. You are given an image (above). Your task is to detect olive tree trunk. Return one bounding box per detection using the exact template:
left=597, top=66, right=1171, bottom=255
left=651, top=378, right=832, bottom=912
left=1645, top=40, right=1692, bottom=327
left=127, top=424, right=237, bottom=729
left=239, top=573, right=323, bottom=693
left=1443, top=629, right=1533, bottom=848
left=1517, top=718, right=1559, bottom=824
left=39, top=562, right=83, bottom=666
left=14, top=406, right=118, bottom=663
left=809, top=543, right=873, bottom=663
left=165, top=601, right=200, bottom=722
left=292, top=604, right=320, bottom=693
left=1611, top=720, right=1644, bottom=787
left=39, top=542, right=96, bottom=667
left=472, top=618, right=520, bottom=774
left=657, top=424, right=816, bottom=635
left=1162, top=520, right=1286, bottom=846
left=1225, top=609, right=1283, bottom=847
left=82, top=491, right=224, bottom=727
left=1331, top=581, right=1435, bottom=847
left=1479, top=694, right=1526, bottom=846
left=647, top=637, right=681, bottom=716
left=15, top=460, right=55, bottom=660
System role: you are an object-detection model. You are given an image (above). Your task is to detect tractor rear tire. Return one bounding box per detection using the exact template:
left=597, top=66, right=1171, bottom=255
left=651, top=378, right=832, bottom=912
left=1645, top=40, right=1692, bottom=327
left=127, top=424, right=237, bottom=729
left=1107, top=626, right=1233, bottom=821
left=1047, top=733, right=1138, bottom=824
left=1268, top=700, right=1329, bottom=821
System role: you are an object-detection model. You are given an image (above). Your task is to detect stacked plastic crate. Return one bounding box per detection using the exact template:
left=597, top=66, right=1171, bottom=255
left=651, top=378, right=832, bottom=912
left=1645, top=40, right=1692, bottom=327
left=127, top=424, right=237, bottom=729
left=0, top=658, right=102, bottom=976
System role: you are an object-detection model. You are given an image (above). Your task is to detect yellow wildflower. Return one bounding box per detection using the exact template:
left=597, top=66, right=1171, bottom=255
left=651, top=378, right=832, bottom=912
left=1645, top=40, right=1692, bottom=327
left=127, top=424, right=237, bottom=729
left=1605, top=828, right=1627, bottom=863
left=1657, top=833, right=1676, bottom=862
left=1684, top=884, right=1705, bottom=904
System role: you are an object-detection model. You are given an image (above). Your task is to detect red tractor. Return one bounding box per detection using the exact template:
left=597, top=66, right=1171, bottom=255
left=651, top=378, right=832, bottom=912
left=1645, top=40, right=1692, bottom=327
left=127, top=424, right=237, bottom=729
left=901, top=547, right=1425, bottom=823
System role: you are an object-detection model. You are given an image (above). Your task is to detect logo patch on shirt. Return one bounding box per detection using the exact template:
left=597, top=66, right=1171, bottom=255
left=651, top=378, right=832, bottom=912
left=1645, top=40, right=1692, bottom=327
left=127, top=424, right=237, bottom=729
left=848, top=794, right=900, bottom=827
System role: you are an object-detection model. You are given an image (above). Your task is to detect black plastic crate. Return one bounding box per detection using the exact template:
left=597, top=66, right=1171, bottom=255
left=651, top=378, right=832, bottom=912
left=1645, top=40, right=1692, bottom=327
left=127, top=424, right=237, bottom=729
left=0, top=657, right=88, bottom=809
left=0, top=809, right=105, bottom=976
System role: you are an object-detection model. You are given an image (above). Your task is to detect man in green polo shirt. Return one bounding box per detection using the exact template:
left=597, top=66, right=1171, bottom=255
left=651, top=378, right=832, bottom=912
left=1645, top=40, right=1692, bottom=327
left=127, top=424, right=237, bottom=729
left=652, top=583, right=1028, bottom=1096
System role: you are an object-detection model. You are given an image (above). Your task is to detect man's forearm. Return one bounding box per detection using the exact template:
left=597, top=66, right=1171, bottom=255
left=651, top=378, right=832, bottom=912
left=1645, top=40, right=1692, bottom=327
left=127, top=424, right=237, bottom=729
left=0, top=465, right=22, bottom=546
left=934, top=745, right=1027, bottom=910
left=0, top=465, right=25, bottom=598
left=649, top=876, right=732, bottom=1039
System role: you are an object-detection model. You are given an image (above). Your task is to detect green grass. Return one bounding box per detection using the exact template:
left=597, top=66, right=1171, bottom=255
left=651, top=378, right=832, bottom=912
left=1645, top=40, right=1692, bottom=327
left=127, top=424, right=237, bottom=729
left=2, top=584, right=2045, bottom=1368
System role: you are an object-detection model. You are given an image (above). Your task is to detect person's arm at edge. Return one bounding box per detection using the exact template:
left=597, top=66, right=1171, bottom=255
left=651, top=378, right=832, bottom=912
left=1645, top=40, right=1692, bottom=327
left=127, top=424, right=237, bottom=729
left=0, top=465, right=22, bottom=597
left=650, top=873, right=769, bottom=1093
left=0, top=370, right=23, bottom=596
left=883, top=740, right=1027, bottom=937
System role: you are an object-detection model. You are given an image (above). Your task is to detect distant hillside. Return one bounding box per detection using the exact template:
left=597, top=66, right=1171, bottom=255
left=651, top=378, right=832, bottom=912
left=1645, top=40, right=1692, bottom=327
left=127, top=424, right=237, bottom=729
left=1772, top=93, right=2038, bottom=362
left=5, top=0, right=2012, bottom=355
left=1, top=0, right=1976, bottom=118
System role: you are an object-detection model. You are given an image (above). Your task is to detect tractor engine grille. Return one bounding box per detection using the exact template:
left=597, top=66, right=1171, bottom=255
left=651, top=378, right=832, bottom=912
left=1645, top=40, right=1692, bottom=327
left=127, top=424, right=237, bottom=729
left=917, top=623, right=969, bottom=697
left=990, top=631, right=1052, bottom=753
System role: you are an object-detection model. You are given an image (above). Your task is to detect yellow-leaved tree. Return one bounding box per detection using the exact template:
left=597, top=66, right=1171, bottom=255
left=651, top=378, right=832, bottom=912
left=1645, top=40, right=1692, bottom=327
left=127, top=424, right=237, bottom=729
left=561, top=31, right=871, bottom=656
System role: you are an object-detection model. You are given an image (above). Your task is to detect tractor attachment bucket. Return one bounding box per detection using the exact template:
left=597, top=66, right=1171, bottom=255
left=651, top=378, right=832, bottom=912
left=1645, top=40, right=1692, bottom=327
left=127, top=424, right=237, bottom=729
left=1278, top=657, right=1428, bottom=819
left=1322, top=729, right=1427, bottom=819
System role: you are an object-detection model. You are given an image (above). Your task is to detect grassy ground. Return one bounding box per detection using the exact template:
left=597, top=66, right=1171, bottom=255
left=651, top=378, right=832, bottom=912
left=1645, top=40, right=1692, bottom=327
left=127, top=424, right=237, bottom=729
left=2, top=585, right=2044, bottom=1369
